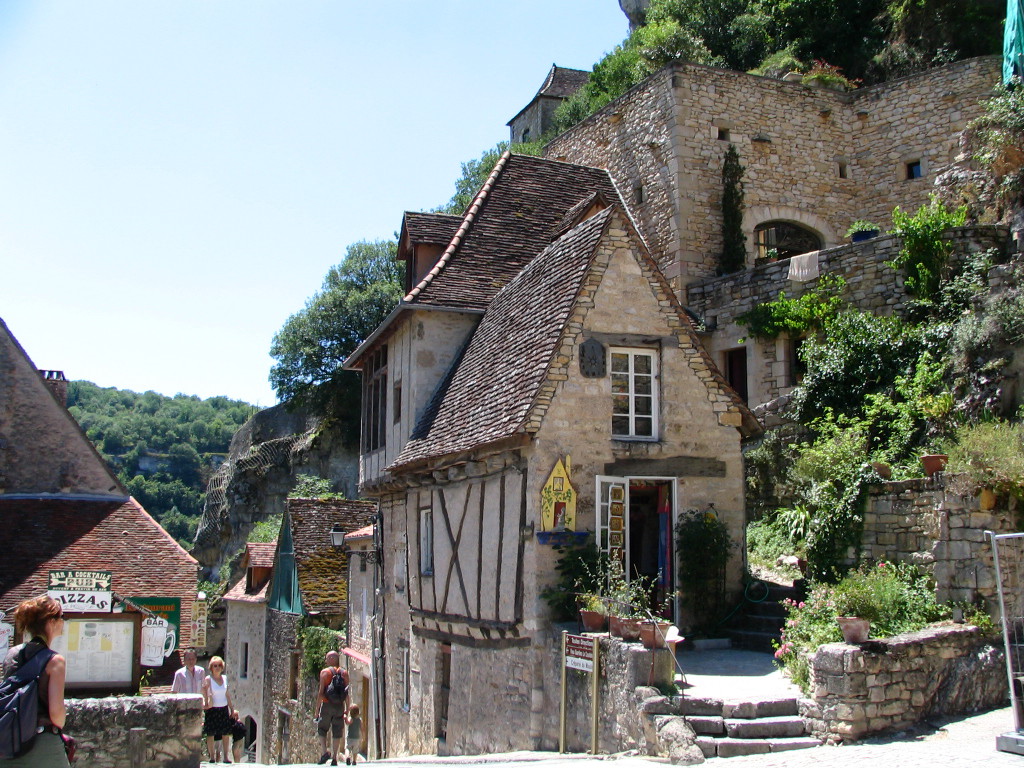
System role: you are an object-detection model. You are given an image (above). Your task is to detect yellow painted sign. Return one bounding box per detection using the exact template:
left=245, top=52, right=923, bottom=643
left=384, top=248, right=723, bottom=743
left=541, top=456, right=577, bottom=531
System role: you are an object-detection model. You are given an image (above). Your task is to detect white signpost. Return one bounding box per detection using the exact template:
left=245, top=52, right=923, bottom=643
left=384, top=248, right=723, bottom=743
left=48, top=570, right=113, bottom=613
left=560, top=632, right=600, bottom=755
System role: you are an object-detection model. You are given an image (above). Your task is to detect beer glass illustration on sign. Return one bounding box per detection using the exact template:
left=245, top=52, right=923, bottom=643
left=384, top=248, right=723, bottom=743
left=141, top=617, right=176, bottom=666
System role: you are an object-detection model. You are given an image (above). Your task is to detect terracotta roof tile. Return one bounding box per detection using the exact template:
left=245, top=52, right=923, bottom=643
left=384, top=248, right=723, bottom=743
left=222, top=575, right=270, bottom=604
left=246, top=542, right=277, bottom=569
left=392, top=208, right=614, bottom=467
left=0, top=497, right=199, bottom=644
left=345, top=525, right=374, bottom=542
left=287, top=498, right=376, bottom=614
left=404, top=153, right=621, bottom=311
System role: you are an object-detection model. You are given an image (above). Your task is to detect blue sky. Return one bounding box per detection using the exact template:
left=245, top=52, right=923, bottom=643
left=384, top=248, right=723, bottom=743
left=0, top=1, right=627, bottom=406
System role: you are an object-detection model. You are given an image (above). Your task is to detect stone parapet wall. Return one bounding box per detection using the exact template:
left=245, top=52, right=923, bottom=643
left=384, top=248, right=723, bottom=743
left=65, top=694, right=203, bottom=768
left=545, top=57, right=1000, bottom=290
left=858, top=475, right=1019, bottom=615
left=803, top=625, right=1006, bottom=743
left=687, top=226, right=1009, bottom=408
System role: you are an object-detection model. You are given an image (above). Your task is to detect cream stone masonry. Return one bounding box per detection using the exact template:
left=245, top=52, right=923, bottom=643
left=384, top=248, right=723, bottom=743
left=545, top=57, right=1001, bottom=291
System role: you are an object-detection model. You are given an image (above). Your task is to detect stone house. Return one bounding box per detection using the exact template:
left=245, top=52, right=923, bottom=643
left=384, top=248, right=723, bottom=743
left=260, top=497, right=375, bottom=764
left=0, top=317, right=199, bottom=690
left=543, top=55, right=1004, bottom=408
left=344, top=153, right=758, bottom=755
left=222, top=540, right=276, bottom=763
left=506, top=64, right=589, bottom=145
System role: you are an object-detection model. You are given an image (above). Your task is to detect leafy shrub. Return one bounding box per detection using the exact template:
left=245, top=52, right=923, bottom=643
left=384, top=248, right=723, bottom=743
left=676, top=508, right=734, bottom=629
left=801, top=60, right=861, bottom=90
left=736, top=275, right=845, bottom=340
left=747, top=513, right=805, bottom=572
left=299, top=625, right=341, bottom=679
left=775, top=561, right=950, bottom=692
left=540, top=542, right=608, bottom=621
left=946, top=420, right=1024, bottom=499
left=888, top=195, right=968, bottom=299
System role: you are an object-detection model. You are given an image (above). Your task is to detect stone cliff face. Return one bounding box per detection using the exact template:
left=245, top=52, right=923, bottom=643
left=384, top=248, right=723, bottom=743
left=618, top=0, right=649, bottom=31
left=191, top=402, right=359, bottom=580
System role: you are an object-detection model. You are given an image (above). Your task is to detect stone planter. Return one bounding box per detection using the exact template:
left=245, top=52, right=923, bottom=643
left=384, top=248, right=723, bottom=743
left=920, top=453, right=948, bottom=477
left=639, top=620, right=672, bottom=649
left=609, top=615, right=642, bottom=641
left=579, top=609, right=608, bottom=633
left=837, top=616, right=870, bottom=644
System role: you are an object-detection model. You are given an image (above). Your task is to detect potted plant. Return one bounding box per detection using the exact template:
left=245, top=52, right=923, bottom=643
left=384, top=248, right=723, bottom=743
left=606, top=561, right=652, bottom=642
left=577, top=593, right=608, bottom=633
left=836, top=616, right=870, bottom=643
left=846, top=220, right=881, bottom=243
left=920, top=452, right=949, bottom=477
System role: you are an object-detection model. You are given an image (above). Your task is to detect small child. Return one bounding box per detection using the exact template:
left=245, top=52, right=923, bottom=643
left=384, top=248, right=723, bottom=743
left=344, top=704, right=362, bottom=765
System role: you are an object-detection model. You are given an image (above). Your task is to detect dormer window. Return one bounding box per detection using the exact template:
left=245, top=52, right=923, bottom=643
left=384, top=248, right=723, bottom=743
left=610, top=347, right=658, bottom=439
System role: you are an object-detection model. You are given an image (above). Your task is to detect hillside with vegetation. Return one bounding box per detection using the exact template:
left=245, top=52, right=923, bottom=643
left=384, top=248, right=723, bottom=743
left=67, top=381, right=257, bottom=545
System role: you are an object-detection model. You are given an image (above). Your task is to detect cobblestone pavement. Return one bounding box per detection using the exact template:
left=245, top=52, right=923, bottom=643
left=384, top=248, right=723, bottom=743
left=201, top=705, right=1023, bottom=767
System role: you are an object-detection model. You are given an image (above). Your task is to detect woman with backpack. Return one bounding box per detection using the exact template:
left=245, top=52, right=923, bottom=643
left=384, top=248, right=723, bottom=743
left=2, top=595, right=70, bottom=767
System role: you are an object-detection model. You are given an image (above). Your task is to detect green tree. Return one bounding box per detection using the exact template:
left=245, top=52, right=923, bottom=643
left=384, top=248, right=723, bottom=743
left=720, top=144, right=746, bottom=274
left=269, top=239, right=403, bottom=438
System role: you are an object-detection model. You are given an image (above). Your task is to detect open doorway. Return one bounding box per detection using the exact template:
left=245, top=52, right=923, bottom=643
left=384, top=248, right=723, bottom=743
left=597, top=476, right=676, bottom=619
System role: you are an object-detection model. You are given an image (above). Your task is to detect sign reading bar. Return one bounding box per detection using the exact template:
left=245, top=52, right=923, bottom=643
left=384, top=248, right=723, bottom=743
left=565, top=633, right=595, bottom=673
left=49, top=570, right=113, bottom=613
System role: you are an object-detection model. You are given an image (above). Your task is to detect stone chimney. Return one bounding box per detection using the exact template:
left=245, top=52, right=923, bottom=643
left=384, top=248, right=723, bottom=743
left=38, top=369, right=68, bottom=406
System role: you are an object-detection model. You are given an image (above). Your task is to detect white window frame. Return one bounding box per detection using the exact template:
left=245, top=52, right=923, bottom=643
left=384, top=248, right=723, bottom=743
left=609, top=347, right=659, bottom=440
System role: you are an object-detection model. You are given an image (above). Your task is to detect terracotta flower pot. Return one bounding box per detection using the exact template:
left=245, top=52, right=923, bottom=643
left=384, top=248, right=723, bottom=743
left=639, top=620, right=672, bottom=649
left=870, top=461, right=892, bottom=480
left=920, top=454, right=948, bottom=477
left=837, top=616, right=870, bottom=644
left=609, top=616, right=642, bottom=641
left=579, top=609, right=607, bottom=633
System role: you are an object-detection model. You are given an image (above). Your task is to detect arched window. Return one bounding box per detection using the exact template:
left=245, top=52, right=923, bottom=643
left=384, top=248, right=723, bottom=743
left=754, top=221, right=823, bottom=261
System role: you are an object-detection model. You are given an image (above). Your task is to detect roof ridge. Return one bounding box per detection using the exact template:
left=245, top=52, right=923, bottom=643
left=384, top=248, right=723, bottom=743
left=403, top=150, right=513, bottom=303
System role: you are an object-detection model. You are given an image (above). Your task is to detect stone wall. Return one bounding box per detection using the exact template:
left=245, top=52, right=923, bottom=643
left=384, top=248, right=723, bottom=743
left=803, top=625, right=1006, bottom=743
left=65, top=694, right=203, bottom=768
left=686, top=226, right=1009, bottom=408
left=224, top=598, right=266, bottom=763
left=857, top=475, right=1019, bottom=615
left=261, top=609, right=321, bottom=765
left=545, top=57, right=1000, bottom=291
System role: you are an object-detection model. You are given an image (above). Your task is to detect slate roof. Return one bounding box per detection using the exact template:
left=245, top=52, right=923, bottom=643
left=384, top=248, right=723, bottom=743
left=287, top=498, right=376, bottom=614
left=538, top=65, right=590, bottom=99
left=0, top=496, right=198, bottom=613
left=404, top=153, right=622, bottom=311
left=392, top=208, right=615, bottom=467
left=402, top=211, right=462, bottom=245
left=506, top=65, right=590, bottom=125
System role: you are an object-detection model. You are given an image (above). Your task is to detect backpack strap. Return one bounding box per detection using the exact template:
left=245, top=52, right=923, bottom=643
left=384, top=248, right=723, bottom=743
left=5, top=648, right=56, bottom=686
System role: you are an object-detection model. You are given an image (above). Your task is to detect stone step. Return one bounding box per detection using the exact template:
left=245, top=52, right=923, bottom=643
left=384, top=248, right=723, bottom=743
left=696, top=735, right=822, bottom=758
left=726, top=628, right=780, bottom=652
left=686, top=715, right=724, bottom=735
left=679, top=695, right=799, bottom=718
left=724, top=715, right=807, bottom=738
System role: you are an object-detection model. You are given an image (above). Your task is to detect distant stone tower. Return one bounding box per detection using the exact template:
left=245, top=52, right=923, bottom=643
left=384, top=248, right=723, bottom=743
left=619, top=0, right=649, bottom=31
left=506, top=64, right=590, bottom=144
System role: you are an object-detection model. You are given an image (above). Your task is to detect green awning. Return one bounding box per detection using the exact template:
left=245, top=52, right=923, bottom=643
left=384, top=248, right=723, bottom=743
left=1007, top=0, right=1024, bottom=83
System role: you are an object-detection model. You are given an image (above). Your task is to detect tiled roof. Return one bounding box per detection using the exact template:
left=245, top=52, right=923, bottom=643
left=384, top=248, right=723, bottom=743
left=402, top=212, right=462, bottom=245
left=247, top=542, right=277, bottom=569
left=345, top=525, right=374, bottom=542
left=222, top=575, right=269, bottom=604
left=538, top=65, right=590, bottom=99
left=0, top=497, right=198, bottom=625
left=404, top=153, right=621, bottom=311
left=392, top=208, right=614, bottom=467
left=287, top=498, right=376, bottom=614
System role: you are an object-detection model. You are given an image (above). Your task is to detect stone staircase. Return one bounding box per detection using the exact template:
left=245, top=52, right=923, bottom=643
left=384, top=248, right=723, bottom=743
left=681, top=694, right=820, bottom=758
left=725, top=580, right=805, bottom=653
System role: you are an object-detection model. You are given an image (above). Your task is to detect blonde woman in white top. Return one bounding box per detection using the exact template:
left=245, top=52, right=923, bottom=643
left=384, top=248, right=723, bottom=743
left=201, top=656, right=234, bottom=762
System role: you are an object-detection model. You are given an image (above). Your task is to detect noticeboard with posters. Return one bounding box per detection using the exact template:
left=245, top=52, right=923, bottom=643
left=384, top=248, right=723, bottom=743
left=49, top=613, right=142, bottom=692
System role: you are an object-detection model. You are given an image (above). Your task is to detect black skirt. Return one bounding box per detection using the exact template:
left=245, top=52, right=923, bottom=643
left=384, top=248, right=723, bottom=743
left=203, top=705, right=232, bottom=738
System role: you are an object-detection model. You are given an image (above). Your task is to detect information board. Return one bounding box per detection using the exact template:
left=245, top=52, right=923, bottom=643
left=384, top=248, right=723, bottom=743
left=51, top=617, right=135, bottom=687
left=565, top=633, right=596, bottom=672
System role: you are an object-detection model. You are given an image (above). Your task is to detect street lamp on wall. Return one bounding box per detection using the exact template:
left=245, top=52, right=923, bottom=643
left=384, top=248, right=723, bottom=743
left=330, top=524, right=381, bottom=564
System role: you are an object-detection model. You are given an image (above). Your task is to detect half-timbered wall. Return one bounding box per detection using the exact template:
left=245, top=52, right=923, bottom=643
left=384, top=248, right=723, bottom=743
left=406, top=468, right=526, bottom=634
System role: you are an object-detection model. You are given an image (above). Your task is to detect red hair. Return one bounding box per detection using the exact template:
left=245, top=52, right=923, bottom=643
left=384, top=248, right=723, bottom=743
left=13, top=595, right=62, bottom=640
